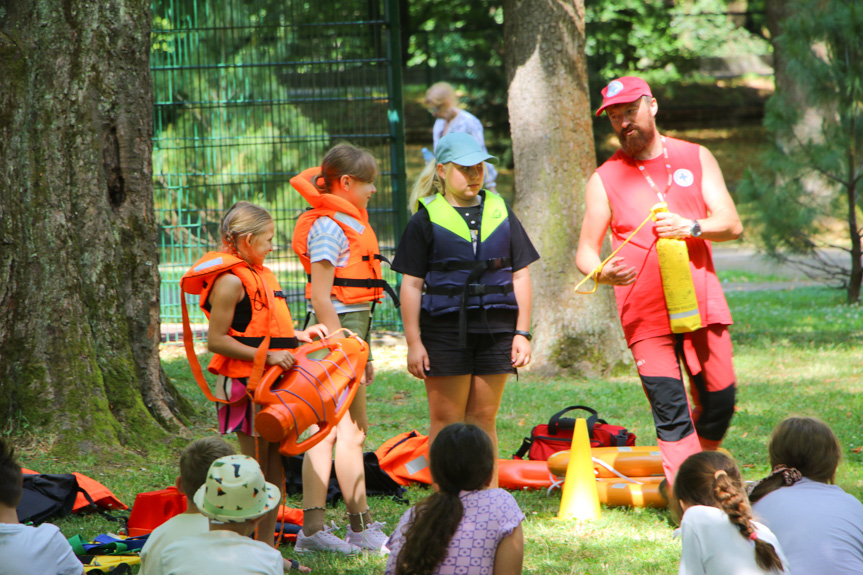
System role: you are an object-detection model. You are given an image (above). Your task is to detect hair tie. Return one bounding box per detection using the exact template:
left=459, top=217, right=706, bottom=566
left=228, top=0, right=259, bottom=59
left=312, top=173, right=328, bottom=193
left=714, top=469, right=728, bottom=480
left=749, top=531, right=758, bottom=541
left=771, top=464, right=802, bottom=486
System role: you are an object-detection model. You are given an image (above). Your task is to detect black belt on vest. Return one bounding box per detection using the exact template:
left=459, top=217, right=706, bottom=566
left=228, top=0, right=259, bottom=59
left=233, top=336, right=299, bottom=349
left=305, top=275, right=401, bottom=308
left=426, top=257, right=515, bottom=346
left=424, top=284, right=513, bottom=297
left=428, top=257, right=511, bottom=273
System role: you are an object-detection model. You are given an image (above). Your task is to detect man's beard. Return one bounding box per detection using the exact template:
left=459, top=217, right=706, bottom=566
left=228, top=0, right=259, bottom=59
left=618, top=122, right=656, bottom=157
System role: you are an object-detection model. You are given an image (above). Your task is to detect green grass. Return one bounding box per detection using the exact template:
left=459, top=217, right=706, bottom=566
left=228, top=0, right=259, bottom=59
left=15, top=286, right=863, bottom=574
left=716, top=269, right=788, bottom=284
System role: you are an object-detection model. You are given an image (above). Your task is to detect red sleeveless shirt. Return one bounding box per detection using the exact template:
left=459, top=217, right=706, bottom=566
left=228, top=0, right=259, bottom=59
left=596, top=137, right=732, bottom=346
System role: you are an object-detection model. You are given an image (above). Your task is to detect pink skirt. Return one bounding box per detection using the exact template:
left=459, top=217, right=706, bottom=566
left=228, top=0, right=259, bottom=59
left=215, top=375, right=253, bottom=435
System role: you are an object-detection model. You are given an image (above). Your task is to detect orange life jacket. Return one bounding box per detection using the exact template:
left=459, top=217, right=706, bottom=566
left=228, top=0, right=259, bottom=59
left=180, top=252, right=297, bottom=401
left=290, top=167, right=399, bottom=306
left=374, top=430, right=431, bottom=486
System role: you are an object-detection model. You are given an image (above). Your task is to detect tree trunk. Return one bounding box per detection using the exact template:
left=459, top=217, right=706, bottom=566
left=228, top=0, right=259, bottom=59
left=0, top=0, right=192, bottom=453
left=503, top=0, right=629, bottom=375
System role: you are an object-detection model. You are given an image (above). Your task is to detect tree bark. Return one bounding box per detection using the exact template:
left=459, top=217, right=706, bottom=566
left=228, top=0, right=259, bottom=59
left=0, top=0, right=191, bottom=453
left=503, top=0, right=629, bottom=374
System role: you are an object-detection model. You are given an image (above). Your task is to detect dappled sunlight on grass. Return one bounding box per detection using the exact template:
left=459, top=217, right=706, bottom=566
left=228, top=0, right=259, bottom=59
left=17, top=285, right=862, bottom=574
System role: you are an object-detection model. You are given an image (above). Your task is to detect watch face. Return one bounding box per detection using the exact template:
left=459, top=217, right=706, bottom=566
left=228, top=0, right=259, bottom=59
left=691, top=221, right=702, bottom=237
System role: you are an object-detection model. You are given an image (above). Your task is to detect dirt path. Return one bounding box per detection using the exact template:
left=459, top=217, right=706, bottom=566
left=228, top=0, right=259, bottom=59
left=712, top=245, right=843, bottom=292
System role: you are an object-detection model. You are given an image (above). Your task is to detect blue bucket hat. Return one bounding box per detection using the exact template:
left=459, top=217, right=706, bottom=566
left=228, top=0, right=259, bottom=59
left=434, top=133, right=498, bottom=166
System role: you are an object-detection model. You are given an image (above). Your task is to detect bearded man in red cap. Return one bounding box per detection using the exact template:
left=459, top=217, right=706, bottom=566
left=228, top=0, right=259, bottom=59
left=576, top=76, right=743, bottom=487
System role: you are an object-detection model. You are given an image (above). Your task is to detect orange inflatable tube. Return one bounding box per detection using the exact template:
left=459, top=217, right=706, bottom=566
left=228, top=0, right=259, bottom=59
left=595, top=478, right=667, bottom=508
left=497, top=459, right=557, bottom=491
left=254, top=335, right=367, bottom=456
left=547, top=446, right=664, bottom=479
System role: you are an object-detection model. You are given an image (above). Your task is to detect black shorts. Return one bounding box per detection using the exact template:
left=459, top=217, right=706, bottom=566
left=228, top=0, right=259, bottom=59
left=421, top=330, right=516, bottom=377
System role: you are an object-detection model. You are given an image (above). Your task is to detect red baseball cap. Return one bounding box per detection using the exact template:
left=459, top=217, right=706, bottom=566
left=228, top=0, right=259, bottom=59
left=595, top=76, right=653, bottom=116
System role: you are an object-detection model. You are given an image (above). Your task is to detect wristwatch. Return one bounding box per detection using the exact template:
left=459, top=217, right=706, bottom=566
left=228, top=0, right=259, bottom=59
left=689, top=220, right=703, bottom=238
left=514, top=330, right=532, bottom=341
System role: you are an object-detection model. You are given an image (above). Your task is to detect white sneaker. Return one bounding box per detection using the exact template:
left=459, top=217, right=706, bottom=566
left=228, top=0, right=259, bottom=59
left=295, top=522, right=362, bottom=555
left=345, top=520, right=390, bottom=555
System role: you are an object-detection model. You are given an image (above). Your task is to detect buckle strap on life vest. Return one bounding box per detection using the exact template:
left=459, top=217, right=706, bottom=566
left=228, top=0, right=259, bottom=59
left=234, top=336, right=299, bottom=348
left=363, top=254, right=393, bottom=265
left=429, top=257, right=511, bottom=273
left=304, top=275, right=401, bottom=308
left=424, top=284, right=514, bottom=297
left=459, top=258, right=514, bottom=345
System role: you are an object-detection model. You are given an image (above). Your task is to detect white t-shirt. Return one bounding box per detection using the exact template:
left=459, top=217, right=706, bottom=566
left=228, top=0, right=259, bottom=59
left=139, top=513, right=209, bottom=575
left=0, top=522, right=83, bottom=575
left=159, top=530, right=282, bottom=575
left=307, top=215, right=372, bottom=314
left=753, top=477, right=863, bottom=575
left=678, top=505, right=788, bottom=575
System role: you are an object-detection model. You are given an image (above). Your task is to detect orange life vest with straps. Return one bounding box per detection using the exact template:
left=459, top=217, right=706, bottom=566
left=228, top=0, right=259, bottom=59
left=290, top=167, right=399, bottom=307
left=180, top=251, right=298, bottom=401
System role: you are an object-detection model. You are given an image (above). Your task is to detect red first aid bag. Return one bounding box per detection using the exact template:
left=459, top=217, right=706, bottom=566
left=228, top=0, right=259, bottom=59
left=513, top=405, right=636, bottom=460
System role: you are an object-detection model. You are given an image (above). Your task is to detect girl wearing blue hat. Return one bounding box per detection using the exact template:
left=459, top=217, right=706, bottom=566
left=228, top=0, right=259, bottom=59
left=392, top=132, right=539, bottom=488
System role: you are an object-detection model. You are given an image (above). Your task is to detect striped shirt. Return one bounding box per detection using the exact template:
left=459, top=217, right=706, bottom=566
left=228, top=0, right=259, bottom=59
left=307, top=216, right=371, bottom=314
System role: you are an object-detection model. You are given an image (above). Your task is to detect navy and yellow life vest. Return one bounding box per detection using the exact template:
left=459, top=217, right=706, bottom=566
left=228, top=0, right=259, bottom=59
left=420, top=191, right=517, bottom=342
left=290, top=167, right=399, bottom=306
left=182, top=251, right=298, bottom=379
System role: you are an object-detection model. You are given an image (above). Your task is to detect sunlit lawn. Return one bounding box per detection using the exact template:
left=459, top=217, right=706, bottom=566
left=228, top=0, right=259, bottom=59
left=15, top=284, right=863, bottom=574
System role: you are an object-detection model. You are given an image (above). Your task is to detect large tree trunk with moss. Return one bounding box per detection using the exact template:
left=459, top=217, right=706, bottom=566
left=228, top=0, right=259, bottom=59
left=0, top=0, right=191, bottom=453
left=503, top=0, right=628, bottom=374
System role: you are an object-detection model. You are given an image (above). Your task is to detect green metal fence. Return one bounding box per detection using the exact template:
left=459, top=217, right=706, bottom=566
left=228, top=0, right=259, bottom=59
left=151, top=0, right=407, bottom=343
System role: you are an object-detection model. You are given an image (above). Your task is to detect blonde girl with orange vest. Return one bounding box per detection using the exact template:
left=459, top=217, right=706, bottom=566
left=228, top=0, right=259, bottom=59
left=290, top=144, right=395, bottom=555
left=202, top=201, right=327, bottom=549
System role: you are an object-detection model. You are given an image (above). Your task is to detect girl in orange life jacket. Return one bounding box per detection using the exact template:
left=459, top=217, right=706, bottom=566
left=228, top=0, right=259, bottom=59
left=204, top=201, right=327, bottom=548
left=392, top=132, right=539, bottom=488
left=290, top=143, right=391, bottom=554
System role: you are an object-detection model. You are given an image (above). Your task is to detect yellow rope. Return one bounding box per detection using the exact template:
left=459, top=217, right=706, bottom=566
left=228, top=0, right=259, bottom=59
left=573, top=208, right=660, bottom=294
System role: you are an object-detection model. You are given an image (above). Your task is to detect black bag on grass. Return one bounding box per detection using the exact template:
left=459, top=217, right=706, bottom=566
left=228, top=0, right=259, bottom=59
left=18, top=473, right=79, bottom=525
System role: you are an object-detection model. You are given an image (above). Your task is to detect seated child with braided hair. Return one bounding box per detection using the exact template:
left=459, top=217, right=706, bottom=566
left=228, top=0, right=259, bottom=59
left=674, top=451, right=788, bottom=575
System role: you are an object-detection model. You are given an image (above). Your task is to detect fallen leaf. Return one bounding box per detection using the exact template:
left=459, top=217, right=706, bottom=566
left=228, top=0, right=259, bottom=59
left=518, top=418, right=525, bottom=426
left=742, top=463, right=755, bottom=468
left=852, top=446, right=862, bottom=454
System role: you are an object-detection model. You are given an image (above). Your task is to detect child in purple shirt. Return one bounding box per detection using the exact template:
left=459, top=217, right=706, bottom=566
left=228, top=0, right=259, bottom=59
left=385, top=424, right=524, bottom=575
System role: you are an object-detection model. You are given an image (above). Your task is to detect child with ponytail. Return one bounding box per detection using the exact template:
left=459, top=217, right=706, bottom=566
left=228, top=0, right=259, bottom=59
left=749, top=416, right=863, bottom=575
left=290, top=143, right=397, bottom=554
left=384, top=423, right=524, bottom=575
left=674, top=451, right=788, bottom=575
left=189, top=201, right=327, bottom=550
left=393, top=132, right=539, bottom=488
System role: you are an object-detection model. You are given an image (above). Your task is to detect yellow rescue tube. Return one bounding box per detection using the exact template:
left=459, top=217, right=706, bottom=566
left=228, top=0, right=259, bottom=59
left=652, top=202, right=702, bottom=333
left=547, top=446, right=664, bottom=479
left=595, top=478, right=667, bottom=508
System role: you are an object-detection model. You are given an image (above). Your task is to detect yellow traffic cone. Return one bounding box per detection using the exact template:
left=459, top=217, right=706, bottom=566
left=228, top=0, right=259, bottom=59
left=557, top=418, right=601, bottom=521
